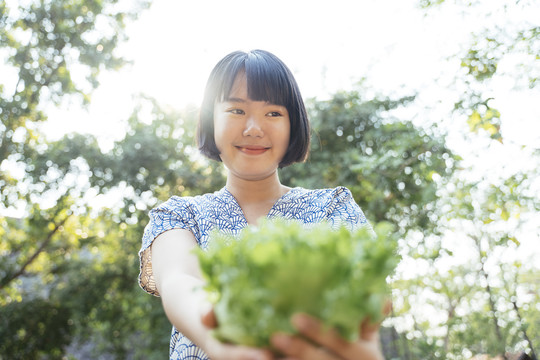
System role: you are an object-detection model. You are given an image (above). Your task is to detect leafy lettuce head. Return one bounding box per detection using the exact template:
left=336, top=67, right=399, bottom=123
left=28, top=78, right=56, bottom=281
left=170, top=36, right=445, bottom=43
left=196, top=219, right=400, bottom=347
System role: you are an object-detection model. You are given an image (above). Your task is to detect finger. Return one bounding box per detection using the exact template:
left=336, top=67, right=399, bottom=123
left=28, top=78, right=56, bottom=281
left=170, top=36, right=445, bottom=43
left=201, top=307, right=218, bottom=328
left=206, top=337, right=274, bottom=360
left=271, top=333, right=336, bottom=360
left=290, top=314, right=351, bottom=357
left=292, top=313, right=348, bottom=346
left=228, top=346, right=274, bottom=360
left=383, top=299, right=392, bottom=316
left=359, top=318, right=380, bottom=342
left=359, top=299, right=392, bottom=341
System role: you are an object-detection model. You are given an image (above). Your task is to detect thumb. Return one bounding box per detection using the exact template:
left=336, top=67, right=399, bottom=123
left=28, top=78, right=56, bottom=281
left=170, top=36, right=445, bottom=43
left=359, top=299, right=392, bottom=341
left=201, top=306, right=218, bottom=329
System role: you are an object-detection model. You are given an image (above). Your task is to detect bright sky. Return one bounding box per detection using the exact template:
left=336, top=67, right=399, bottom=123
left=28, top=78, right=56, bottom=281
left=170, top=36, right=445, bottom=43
left=39, top=0, right=540, bottom=160
left=41, top=0, right=481, bottom=146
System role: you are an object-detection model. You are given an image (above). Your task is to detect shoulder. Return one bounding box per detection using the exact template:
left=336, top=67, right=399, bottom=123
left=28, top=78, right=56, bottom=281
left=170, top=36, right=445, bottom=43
left=277, top=186, right=358, bottom=219
left=150, top=188, right=228, bottom=216
left=144, top=188, right=232, bottom=243
left=289, top=186, right=368, bottom=228
left=287, top=186, right=354, bottom=204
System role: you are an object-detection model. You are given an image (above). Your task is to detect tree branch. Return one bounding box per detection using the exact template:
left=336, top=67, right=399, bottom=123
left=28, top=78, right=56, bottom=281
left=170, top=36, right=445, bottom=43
left=0, top=215, right=70, bottom=290
left=472, top=234, right=508, bottom=360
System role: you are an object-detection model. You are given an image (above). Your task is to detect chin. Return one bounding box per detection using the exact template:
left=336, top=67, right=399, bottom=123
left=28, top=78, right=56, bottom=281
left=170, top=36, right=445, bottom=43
left=233, top=168, right=279, bottom=181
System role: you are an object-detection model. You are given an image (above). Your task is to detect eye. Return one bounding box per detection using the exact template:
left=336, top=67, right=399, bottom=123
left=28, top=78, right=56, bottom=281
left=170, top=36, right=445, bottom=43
left=267, top=111, right=283, bottom=117
left=228, top=108, right=245, bottom=115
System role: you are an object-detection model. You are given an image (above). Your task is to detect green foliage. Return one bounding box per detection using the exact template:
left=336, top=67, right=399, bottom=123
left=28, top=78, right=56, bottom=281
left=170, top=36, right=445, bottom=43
left=0, top=298, right=72, bottom=360
left=421, top=1, right=539, bottom=144
left=0, top=92, right=225, bottom=357
left=1, top=207, right=171, bottom=359
left=466, top=105, right=502, bottom=143
left=388, top=171, right=540, bottom=358
left=0, top=0, right=148, bottom=165
left=0, top=0, right=159, bottom=358
left=197, top=219, right=399, bottom=347
left=407, top=2, right=540, bottom=357
left=460, top=38, right=500, bottom=82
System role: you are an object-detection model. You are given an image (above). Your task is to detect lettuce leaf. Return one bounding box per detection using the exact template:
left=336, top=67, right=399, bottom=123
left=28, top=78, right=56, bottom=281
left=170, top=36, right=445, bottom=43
left=196, top=219, right=399, bottom=347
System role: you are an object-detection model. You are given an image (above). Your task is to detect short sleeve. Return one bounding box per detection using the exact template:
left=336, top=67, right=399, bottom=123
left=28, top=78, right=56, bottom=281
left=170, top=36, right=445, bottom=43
left=326, top=186, right=370, bottom=230
left=138, top=197, right=197, bottom=296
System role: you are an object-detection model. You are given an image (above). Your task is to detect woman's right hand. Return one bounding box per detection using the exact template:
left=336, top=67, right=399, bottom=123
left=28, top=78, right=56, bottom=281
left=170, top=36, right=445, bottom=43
left=270, top=313, right=384, bottom=360
left=200, top=308, right=275, bottom=360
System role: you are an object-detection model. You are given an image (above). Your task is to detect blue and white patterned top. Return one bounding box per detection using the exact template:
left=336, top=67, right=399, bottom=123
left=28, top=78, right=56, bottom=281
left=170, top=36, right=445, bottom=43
left=138, top=186, right=369, bottom=360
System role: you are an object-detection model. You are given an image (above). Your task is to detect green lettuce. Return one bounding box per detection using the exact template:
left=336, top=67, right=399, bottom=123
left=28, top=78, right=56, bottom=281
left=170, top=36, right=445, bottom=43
left=196, top=219, right=399, bottom=347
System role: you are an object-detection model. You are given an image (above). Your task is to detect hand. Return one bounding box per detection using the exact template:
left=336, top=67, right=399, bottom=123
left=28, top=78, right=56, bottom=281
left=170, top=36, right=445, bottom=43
left=200, top=308, right=275, bottom=360
left=270, top=301, right=391, bottom=360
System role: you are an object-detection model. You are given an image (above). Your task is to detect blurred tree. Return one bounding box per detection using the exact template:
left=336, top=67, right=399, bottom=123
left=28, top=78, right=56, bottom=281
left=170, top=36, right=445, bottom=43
left=408, top=1, right=540, bottom=358
left=1, top=89, right=227, bottom=358
left=281, top=89, right=457, bottom=241
left=447, top=175, right=539, bottom=358
left=0, top=0, right=151, bottom=358
left=390, top=238, right=539, bottom=360
left=419, top=0, right=539, bottom=142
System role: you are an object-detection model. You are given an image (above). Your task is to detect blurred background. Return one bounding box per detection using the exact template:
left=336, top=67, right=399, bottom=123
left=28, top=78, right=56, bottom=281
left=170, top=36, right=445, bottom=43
left=0, top=0, right=539, bottom=359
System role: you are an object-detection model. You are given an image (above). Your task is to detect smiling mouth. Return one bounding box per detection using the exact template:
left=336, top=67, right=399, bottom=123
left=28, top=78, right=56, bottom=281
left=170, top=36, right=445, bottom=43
left=236, top=146, right=270, bottom=155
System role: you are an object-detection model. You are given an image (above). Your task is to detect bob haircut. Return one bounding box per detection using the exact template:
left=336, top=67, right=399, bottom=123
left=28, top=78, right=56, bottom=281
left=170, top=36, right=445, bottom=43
left=197, top=50, right=310, bottom=168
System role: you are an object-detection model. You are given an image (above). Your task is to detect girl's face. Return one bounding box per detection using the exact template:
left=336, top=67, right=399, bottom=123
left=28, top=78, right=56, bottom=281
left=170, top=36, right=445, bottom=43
left=214, top=72, right=290, bottom=181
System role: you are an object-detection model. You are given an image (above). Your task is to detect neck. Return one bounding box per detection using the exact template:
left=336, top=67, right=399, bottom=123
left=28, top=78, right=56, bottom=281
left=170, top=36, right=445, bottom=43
left=225, top=170, right=288, bottom=205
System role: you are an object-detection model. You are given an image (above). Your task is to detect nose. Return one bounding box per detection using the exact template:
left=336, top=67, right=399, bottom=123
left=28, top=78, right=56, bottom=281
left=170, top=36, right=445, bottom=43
left=243, top=115, right=264, bottom=137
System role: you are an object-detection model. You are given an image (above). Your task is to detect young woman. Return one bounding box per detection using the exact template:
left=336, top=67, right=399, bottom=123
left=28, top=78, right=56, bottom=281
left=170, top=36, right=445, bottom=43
left=138, top=50, right=385, bottom=360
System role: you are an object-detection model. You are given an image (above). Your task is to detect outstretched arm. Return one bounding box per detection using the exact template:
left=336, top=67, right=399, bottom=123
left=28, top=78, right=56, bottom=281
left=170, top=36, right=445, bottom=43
left=151, top=229, right=273, bottom=360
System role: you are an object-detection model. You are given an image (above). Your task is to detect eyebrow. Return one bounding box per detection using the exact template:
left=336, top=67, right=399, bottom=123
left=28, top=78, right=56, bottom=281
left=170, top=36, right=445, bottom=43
left=223, top=97, right=278, bottom=106
left=224, top=97, right=247, bottom=103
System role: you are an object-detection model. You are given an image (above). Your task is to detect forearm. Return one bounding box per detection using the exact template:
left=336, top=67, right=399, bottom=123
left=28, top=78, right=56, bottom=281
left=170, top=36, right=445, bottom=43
left=151, top=230, right=272, bottom=360
left=159, top=271, right=212, bottom=349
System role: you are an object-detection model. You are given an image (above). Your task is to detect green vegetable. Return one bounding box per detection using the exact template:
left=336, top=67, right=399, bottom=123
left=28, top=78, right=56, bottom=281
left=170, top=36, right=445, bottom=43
left=196, top=219, right=400, bottom=347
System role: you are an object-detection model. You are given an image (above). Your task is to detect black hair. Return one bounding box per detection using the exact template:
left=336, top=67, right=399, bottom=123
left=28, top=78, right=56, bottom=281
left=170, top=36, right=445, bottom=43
left=197, top=49, right=310, bottom=167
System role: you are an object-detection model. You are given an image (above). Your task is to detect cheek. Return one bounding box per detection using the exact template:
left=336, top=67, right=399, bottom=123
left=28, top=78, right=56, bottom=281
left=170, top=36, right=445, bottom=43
left=280, top=123, right=291, bottom=148
left=213, top=117, right=227, bottom=148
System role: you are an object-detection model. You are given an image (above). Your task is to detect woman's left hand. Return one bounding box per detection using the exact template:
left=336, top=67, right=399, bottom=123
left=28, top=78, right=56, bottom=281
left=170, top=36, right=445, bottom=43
left=270, top=313, right=384, bottom=360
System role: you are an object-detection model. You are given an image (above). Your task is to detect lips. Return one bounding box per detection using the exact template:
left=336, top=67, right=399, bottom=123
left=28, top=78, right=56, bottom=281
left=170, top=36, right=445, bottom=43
left=236, top=145, right=270, bottom=155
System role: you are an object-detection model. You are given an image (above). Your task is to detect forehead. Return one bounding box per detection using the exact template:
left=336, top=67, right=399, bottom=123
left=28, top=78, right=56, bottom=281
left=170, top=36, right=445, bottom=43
left=225, top=72, right=248, bottom=100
